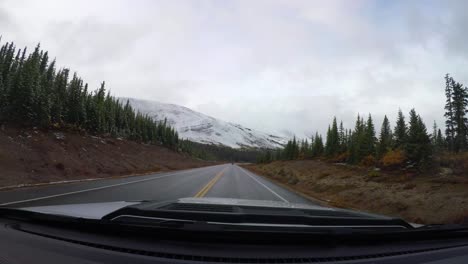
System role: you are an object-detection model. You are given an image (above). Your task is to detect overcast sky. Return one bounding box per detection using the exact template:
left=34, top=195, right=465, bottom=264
left=2, top=0, right=468, bottom=138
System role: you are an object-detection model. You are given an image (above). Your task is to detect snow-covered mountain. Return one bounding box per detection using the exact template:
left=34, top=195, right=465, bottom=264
left=123, top=98, right=286, bottom=149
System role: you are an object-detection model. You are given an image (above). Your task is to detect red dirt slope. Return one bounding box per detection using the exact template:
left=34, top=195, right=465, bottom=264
left=0, top=125, right=211, bottom=188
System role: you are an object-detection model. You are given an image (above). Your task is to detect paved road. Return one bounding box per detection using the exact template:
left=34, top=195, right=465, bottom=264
left=0, top=164, right=312, bottom=208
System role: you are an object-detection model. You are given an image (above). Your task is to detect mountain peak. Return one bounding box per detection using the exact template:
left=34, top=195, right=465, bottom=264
left=123, top=98, right=286, bottom=149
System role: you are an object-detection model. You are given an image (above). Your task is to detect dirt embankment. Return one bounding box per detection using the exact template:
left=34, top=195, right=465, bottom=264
left=244, top=160, right=468, bottom=224
left=0, top=126, right=212, bottom=188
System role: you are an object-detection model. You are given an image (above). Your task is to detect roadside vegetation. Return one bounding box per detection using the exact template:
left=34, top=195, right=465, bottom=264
left=0, top=40, right=180, bottom=149
left=251, top=74, right=468, bottom=224
left=245, top=160, right=468, bottom=224
left=0, top=39, right=259, bottom=164
left=179, top=140, right=263, bottom=162
left=257, top=74, right=468, bottom=174
left=0, top=38, right=263, bottom=188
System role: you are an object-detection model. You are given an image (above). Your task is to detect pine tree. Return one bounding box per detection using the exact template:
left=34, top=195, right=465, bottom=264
left=339, top=120, right=346, bottom=153
left=292, top=136, right=299, bottom=159
left=347, top=128, right=352, bottom=150
left=325, top=117, right=339, bottom=156
left=8, top=46, right=34, bottom=123
left=283, top=140, right=293, bottom=160
left=451, top=80, right=468, bottom=152
left=431, top=121, right=438, bottom=146
left=406, top=109, right=432, bottom=166
left=444, top=74, right=455, bottom=151
left=349, top=114, right=366, bottom=163
left=394, top=109, right=407, bottom=149
left=325, top=125, right=331, bottom=155
left=436, top=129, right=445, bottom=150
left=311, top=132, right=324, bottom=157
left=363, top=114, right=376, bottom=157
left=378, top=115, right=392, bottom=158
left=0, top=39, right=180, bottom=149
left=0, top=75, right=4, bottom=116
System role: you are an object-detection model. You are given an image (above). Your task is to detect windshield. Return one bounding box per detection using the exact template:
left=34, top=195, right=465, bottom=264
left=0, top=0, right=467, bottom=233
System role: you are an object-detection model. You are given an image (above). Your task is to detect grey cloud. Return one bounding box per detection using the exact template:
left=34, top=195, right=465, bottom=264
left=0, top=0, right=466, bottom=138
left=0, top=7, right=17, bottom=33
left=44, top=18, right=147, bottom=66
left=0, top=8, right=9, bottom=25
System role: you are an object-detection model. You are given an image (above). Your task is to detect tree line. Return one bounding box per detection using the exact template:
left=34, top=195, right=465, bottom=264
left=0, top=38, right=268, bottom=162
left=0, top=40, right=179, bottom=148
left=180, top=140, right=262, bottom=162
left=258, top=74, right=468, bottom=170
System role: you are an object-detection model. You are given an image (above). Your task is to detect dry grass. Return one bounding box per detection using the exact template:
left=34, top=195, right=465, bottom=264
left=435, top=152, right=468, bottom=176
left=244, top=159, right=468, bottom=224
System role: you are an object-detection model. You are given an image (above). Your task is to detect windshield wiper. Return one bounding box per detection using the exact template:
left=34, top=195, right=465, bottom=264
left=3, top=207, right=468, bottom=243
left=107, top=212, right=468, bottom=237
left=107, top=213, right=411, bottom=234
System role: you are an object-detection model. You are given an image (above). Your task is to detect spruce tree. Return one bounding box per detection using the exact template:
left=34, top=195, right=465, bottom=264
left=444, top=74, right=455, bottom=151
left=363, top=114, right=376, bottom=157
left=312, top=132, right=324, bottom=157
left=292, top=136, right=299, bottom=159
left=349, top=114, right=366, bottom=163
left=325, top=117, right=339, bottom=156
left=0, top=39, right=180, bottom=149
left=325, top=125, right=332, bottom=155
left=283, top=140, right=293, bottom=160
left=378, top=115, right=392, bottom=158
left=431, top=121, right=438, bottom=146
left=394, top=109, right=407, bottom=149
left=436, top=129, right=445, bottom=150
left=339, top=120, right=346, bottom=153
left=451, top=80, right=468, bottom=152
left=406, top=109, right=432, bottom=167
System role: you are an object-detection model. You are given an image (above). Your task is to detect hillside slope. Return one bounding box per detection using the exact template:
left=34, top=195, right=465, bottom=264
left=124, top=98, right=286, bottom=149
left=0, top=126, right=211, bottom=188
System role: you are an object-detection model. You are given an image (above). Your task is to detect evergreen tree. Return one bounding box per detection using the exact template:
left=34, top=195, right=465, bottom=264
left=431, top=121, right=438, bottom=146
left=394, top=109, right=407, bottom=149
left=324, top=125, right=331, bottom=155
left=362, top=114, right=376, bottom=157
left=284, top=140, right=292, bottom=160
left=302, top=139, right=312, bottom=159
left=325, top=117, right=339, bottom=156
left=406, top=109, right=432, bottom=166
left=444, top=74, right=455, bottom=151
left=451, top=80, right=468, bottom=152
left=292, top=136, right=299, bottom=159
left=347, top=128, right=352, bottom=150
left=311, top=132, right=324, bottom=157
left=436, top=129, right=445, bottom=150
left=378, top=115, right=392, bottom=158
left=0, top=39, right=180, bottom=149
left=338, top=120, right=346, bottom=153
left=348, top=114, right=366, bottom=163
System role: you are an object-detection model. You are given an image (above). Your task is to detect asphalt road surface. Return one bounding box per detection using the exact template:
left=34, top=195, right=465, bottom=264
left=0, top=164, right=313, bottom=208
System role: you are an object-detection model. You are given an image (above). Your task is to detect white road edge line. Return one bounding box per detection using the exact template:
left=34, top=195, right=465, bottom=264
left=238, top=167, right=289, bottom=203
left=0, top=168, right=201, bottom=206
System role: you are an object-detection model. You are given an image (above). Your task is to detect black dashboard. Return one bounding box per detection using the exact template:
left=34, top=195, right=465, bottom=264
left=2, top=216, right=468, bottom=264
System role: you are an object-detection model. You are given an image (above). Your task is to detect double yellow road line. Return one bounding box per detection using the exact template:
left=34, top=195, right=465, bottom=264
left=194, top=168, right=227, bottom=198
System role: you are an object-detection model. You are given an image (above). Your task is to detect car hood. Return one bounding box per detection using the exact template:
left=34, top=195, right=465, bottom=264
left=176, top=197, right=332, bottom=210
left=18, top=198, right=338, bottom=220
left=20, top=201, right=141, bottom=219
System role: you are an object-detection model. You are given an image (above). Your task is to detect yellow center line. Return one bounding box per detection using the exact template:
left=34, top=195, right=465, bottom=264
left=194, top=168, right=227, bottom=198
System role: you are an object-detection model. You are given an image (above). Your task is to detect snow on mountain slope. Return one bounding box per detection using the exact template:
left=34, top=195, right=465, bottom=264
left=123, top=98, right=286, bottom=149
